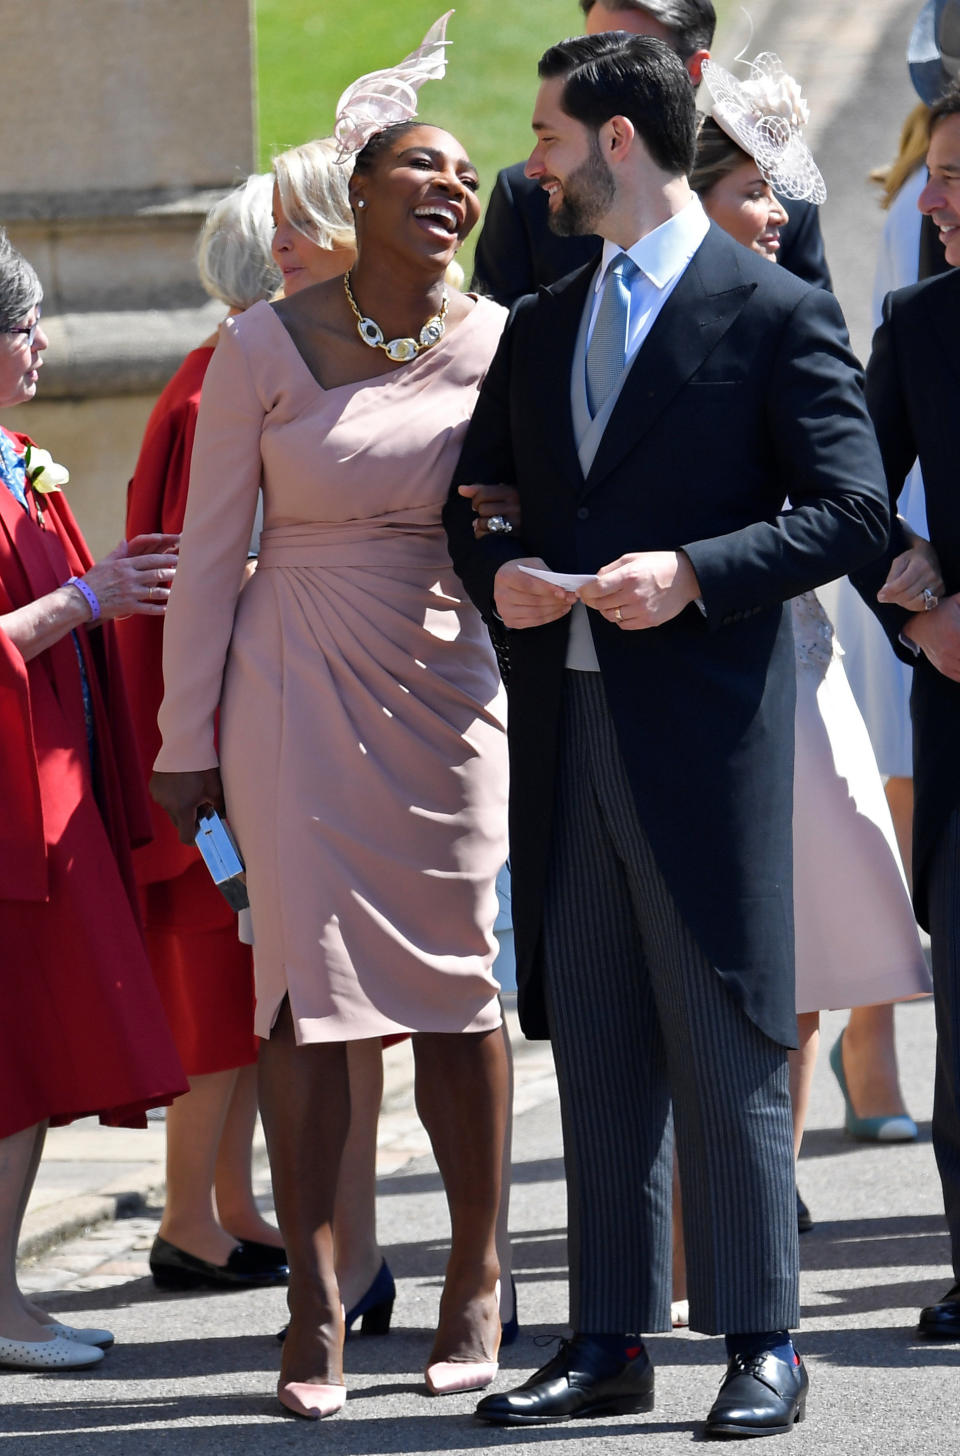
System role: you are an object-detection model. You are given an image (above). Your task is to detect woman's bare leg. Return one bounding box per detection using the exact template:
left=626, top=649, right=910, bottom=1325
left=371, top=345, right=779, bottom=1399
left=495, top=1020, right=515, bottom=1327
left=334, top=1039, right=385, bottom=1312
left=258, top=1000, right=349, bottom=1397
left=789, top=1011, right=821, bottom=1161
left=413, top=1027, right=508, bottom=1367
left=157, top=1067, right=241, bottom=1265
left=0, top=1123, right=51, bottom=1340
left=214, top=1062, right=283, bottom=1247
left=838, top=1002, right=911, bottom=1120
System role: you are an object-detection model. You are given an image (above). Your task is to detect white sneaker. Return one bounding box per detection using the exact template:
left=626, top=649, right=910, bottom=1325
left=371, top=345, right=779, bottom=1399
left=0, top=1333, right=104, bottom=1370
left=47, top=1320, right=114, bottom=1350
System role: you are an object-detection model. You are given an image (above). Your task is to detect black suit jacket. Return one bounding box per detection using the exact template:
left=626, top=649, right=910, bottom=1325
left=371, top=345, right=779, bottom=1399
left=445, top=224, right=888, bottom=1046
left=851, top=268, right=960, bottom=929
left=471, top=161, right=832, bottom=306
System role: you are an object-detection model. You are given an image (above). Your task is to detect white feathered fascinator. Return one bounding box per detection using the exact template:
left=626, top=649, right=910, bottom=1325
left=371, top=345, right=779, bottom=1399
left=333, top=10, right=454, bottom=163
left=700, top=51, right=826, bottom=205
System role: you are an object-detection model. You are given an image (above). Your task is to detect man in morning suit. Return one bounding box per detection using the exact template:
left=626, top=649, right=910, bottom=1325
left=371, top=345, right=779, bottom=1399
left=471, top=0, right=832, bottom=306
left=852, top=84, right=960, bottom=1343
left=443, top=33, right=889, bottom=1438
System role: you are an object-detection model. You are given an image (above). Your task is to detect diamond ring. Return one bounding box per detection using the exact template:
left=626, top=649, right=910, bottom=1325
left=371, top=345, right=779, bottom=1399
left=487, top=515, right=513, bottom=535
left=923, top=588, right=938, bottom=611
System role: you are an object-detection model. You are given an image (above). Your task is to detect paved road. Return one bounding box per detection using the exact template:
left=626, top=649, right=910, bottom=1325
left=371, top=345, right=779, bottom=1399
left=5, top=1000, right=956, bottom=1454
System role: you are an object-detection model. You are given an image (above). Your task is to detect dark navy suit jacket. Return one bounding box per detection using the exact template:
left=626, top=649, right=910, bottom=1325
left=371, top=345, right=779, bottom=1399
left=445, top=224, right=888, bottom=1046
left=852, top=268, right=960, bottom=929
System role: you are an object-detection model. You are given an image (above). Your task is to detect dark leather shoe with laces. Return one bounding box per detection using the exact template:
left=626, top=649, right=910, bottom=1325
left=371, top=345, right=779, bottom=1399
left=475, top=1334, right=654, bottom=1426
left=705, top=1350, right=808, bottom=1438
left=917, top=1283, right=960, bottom=1338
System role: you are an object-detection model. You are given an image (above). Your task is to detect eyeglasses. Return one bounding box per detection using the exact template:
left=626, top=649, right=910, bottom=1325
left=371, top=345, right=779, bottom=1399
left=5, top=308, right=42, bottom=349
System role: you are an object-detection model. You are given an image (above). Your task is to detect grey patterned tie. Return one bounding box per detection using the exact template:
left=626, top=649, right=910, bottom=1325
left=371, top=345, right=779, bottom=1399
left=586, top=252, right=638, bottom=418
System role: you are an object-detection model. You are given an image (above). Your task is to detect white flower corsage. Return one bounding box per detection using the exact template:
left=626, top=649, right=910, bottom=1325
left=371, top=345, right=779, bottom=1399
left=24, top=444, right=70, bottom=494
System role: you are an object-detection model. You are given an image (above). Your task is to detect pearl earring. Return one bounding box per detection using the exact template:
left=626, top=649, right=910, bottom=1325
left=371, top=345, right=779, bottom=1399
left=356, top=198, right=366, bottom=209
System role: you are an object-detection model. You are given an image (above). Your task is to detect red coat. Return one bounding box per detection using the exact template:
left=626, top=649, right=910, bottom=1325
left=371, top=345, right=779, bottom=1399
left=0, top=427, right=186, bottom=1136
left=116, top=352, right=258, bottom=1075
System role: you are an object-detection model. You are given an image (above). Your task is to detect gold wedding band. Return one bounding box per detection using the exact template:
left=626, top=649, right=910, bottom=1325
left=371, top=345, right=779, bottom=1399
left=614, top=607, right=623, bottom=622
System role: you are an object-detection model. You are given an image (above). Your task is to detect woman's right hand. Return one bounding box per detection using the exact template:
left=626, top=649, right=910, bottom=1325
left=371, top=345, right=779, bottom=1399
left=82, top=533, right=180, bottom=620
left=150, top=767, right=225, bottom=844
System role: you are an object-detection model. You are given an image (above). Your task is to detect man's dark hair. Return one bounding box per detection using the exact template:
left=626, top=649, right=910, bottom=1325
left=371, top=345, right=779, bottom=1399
left=577, top=0, right=716, bottom=62
left=539, top=32, right=697, bottom=176
left=930, top=81, right=960, bottom=132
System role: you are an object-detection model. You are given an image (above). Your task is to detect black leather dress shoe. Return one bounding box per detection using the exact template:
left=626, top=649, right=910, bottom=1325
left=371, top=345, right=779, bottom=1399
left=796, top=1190, right=813, bottom=1234
left=705, top=1350, right=808, bottom=1438
left=149, top=1235, right=289, bottom=1290
left=917, top=1283, right=960, bottom=1338
left=475, top=1334, right=654, bottom=1425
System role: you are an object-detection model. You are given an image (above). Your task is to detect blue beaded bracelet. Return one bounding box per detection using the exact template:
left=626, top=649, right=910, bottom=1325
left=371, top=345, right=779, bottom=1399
left=64, top=575, right=100, bottom=622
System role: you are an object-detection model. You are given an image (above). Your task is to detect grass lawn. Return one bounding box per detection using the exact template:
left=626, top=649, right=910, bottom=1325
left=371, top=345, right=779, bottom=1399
left=255, top=1, right=731, bottom=279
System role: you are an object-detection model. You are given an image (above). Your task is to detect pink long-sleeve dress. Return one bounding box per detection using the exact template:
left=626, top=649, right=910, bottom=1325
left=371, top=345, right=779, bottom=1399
left=155, top=297, right=509, bottom=1044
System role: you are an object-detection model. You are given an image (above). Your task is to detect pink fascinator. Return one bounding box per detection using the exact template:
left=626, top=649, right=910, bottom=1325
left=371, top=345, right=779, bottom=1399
left=333, top=10, right=454, bottom=163
left=700, top=51, right=826, bottom=205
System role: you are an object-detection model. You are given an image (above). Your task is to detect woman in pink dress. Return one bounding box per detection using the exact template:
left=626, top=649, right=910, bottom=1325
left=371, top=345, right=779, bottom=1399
left=151, top=117, right=509, bottom=1419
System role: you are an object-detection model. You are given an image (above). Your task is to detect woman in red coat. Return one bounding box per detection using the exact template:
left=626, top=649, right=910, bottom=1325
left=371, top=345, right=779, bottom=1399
left=0, top=230, right=186, bottom=1370
left=117, top=176, right=290, bottom=1289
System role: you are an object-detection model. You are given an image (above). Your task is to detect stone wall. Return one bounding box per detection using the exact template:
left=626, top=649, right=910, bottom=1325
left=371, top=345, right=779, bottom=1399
left=1, top=0, right=256, bottom=556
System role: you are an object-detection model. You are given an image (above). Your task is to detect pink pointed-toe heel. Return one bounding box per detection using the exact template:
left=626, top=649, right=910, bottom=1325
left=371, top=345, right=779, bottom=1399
left=425, top=1275, right=501, bottom=1396
left=277, top=1379, right=347, bottom=1420
left=425, top=1358, right=499, bottom=1396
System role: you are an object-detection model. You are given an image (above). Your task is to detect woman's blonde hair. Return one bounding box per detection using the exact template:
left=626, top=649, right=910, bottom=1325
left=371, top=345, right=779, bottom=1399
left=272, top=138, right=355, bottom=251
left=195, top=172, right=281, bottom=310
left=870, top=102, right=931, bottom=210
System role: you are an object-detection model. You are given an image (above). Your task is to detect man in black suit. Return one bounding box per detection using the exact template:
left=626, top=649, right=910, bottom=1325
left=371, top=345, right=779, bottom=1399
left=853, top=84, right=960, bottom=1342
left=471, top=0, right=831, bottom=305
left=444, top=32, right=888, bottom=1438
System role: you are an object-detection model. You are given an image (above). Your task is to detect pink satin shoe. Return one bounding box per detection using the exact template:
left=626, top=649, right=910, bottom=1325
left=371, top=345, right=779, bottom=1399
left=425, top=1358, right=499, bottom=1396
left=277, top=1379, right=346, bottom=1420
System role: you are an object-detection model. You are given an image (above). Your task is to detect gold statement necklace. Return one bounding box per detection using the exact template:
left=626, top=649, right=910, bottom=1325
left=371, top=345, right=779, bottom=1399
left=343, top=271, right=448, bottom=363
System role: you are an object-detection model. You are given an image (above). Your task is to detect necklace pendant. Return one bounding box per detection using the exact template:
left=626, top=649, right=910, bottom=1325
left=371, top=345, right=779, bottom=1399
left=385, top=337, right=419, bottom=362
left=419, top=317, right=445, bottom=348
left=357, top=316, right=384, bottom=348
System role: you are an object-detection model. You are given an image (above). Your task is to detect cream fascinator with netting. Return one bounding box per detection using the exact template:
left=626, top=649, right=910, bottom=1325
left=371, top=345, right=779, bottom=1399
left=700, top=52, right=826, bottom=204
left=333, top=10, right=454, bottom=162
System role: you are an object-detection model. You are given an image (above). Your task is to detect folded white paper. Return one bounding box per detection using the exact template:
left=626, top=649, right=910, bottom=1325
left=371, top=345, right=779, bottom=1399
left=518, top=565, right=598, bottom=590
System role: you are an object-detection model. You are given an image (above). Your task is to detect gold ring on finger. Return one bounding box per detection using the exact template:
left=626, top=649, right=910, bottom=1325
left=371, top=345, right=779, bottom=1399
left=614, top=607, right=622, bottom=622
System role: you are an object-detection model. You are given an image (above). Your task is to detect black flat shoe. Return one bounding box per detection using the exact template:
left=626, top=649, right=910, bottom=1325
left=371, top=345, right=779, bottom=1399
left=150, top=1234, right=289, bottom=1290
left=231, top=1239, right=288, bottom=1270
left=705, top=1349, right=808, bottom=1438
left=475, top=1334, right=654, bottom=1426
left=917, top=1283, right=960, bottom=1338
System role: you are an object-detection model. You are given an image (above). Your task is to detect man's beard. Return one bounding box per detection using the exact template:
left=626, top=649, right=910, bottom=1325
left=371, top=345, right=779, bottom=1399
left=548, top=134, right=615, bottom=237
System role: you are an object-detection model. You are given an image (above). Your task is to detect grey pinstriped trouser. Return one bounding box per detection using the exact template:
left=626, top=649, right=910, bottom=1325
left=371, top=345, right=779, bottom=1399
left=541, top=671, right=799, bottom=1336
left=926, top=807, right=960, bottom=1282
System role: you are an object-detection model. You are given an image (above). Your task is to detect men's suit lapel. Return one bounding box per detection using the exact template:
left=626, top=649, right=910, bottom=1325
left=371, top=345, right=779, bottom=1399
left=524, top=265, right=596, bottom=495
left=583, top=229, right=756, bottom=496
left=924, top=268, right=960, bottom=391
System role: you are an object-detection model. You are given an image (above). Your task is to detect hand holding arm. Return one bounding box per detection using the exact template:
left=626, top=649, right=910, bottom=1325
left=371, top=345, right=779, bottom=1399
left=458, top=483, right=522, bottom=539
left=578, top=550, right=701, bottom=629
left=877, top=532, right=944, bottom=610
left=902, top=595, right=960, bottom=681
